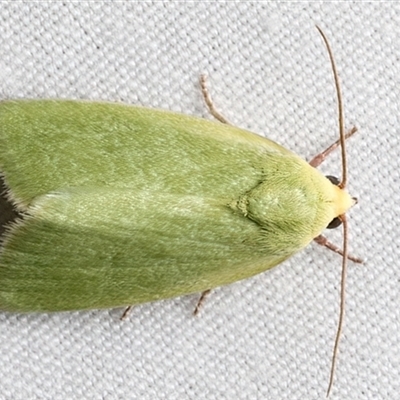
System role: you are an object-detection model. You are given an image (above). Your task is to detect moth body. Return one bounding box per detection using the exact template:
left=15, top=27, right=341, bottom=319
left=0, top=101, right=353, bottom=311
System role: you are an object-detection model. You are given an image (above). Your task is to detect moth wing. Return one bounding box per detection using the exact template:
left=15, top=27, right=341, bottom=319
left=0, top=188, right=292, bottom=312
left=0, top=100, right=293, bottom=209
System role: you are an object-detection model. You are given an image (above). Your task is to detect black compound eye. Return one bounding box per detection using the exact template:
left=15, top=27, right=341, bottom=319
left=326, top=175, right=340, bottom=185
left=327, top=217, right=342, bottom=229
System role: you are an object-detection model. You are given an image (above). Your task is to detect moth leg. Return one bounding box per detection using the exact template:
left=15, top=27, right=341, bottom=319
left=193, top=289, right=212, bottom=316
left=200, top=74, right=231, bottom=124
left=309, top=126, right=357, bottom=168
left=120, top=305, right=134, bottom=321
left=314, top=234, right=363, bottom=263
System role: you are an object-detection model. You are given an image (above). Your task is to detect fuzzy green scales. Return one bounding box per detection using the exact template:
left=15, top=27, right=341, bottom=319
left=0, top=101, right=346, bottom=312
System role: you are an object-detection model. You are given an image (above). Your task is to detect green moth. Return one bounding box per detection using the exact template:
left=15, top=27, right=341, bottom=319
left=0, top=97, right=354, bottom=311
left=0, top=27, right=358, bottom=394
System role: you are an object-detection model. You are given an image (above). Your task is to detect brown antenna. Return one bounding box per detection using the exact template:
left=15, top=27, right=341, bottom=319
left=315, top=25, right=349, bottom=397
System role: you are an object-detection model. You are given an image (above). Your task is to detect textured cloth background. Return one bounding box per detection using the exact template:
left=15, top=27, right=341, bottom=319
left=0, top=2, right=398, bottom=400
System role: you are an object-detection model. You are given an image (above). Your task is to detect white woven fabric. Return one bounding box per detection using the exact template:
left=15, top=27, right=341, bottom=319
left=0, top=2, right=398, bottom=399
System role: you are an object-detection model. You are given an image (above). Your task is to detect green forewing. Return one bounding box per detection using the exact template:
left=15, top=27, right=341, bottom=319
left=0, top=101, right=337, bottom=312
left=0, top=101, right=293, bottom=207
left=0, top=189, right=290, bottom=311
